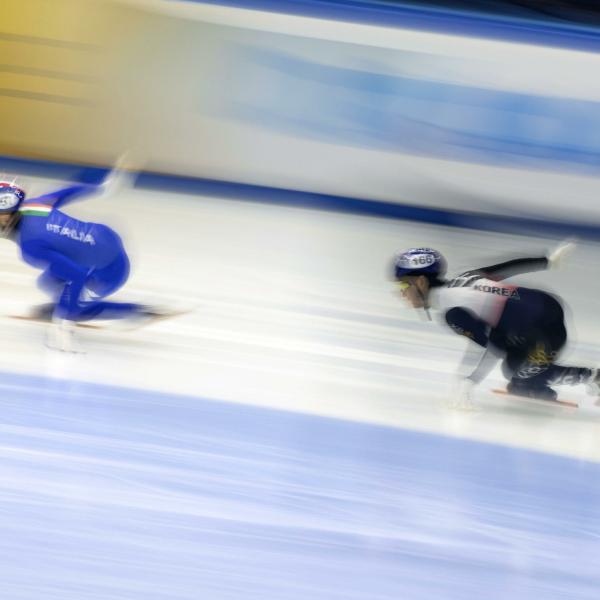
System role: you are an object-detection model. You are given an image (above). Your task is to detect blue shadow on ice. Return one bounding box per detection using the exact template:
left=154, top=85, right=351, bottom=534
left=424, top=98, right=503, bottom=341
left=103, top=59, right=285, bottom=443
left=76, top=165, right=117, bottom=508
left=0, top=371, right=599, bottom=600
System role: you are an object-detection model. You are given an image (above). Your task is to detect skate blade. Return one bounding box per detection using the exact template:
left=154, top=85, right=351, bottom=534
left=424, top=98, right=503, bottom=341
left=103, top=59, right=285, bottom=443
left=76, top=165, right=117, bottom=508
left=492, top=388, right=578, bottom=408
left=10, top=315, right=102, bottom=330
left=122, top=308, right=191, bottom=331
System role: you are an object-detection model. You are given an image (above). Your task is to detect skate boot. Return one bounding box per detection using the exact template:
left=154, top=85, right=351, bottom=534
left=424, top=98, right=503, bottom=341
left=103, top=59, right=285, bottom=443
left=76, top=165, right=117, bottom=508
left=28, top=303, right=55, bottom=322
left=507, top=379, right=557, bottom=402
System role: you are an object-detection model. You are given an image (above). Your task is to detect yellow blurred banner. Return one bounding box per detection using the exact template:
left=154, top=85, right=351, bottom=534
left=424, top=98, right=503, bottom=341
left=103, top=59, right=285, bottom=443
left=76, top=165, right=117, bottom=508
left=1, top=0, right=109, bottom=163
left=0, top=0, right=198, bottom=167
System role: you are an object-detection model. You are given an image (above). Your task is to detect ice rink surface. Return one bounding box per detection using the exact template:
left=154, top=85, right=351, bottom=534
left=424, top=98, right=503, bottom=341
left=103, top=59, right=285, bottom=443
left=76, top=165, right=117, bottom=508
left=1, top=183, right=600, bottom=599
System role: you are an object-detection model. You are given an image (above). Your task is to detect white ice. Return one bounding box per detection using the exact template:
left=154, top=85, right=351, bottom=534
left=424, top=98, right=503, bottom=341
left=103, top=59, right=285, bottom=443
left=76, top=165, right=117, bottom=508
left=1, top=182, right=599, bottom=458
left=0, top=182, right=599, bottom=599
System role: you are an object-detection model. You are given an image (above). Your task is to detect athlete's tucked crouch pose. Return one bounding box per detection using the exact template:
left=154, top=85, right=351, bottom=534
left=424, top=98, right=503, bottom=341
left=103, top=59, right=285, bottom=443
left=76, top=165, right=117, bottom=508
left=392, top=245, right=599, bottom=404
left=0, top=171, right=174, bottom=351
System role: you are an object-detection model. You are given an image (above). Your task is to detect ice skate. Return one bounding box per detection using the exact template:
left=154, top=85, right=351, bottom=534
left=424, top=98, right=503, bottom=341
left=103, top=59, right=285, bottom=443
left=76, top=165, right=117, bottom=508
left=116, top=305, right=191, bottom=331
left=506, top=379, right=557, bottom=402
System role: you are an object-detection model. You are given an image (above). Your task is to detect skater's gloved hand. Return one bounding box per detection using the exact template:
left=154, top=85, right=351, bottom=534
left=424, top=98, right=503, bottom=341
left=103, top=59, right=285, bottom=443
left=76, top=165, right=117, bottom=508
left=100, top=152, right=143, bottom=198
left=548, top=240, right=576, bottom=269
left=46, top=318, right=85, bottom=354
left=449, top=377, right=477, bottom=411
left=101, top=168, right=135, bottom=198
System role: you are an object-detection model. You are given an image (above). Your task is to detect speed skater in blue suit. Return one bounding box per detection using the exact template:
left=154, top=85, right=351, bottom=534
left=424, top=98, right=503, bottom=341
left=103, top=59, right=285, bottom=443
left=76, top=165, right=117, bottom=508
left=0, top=169, right=176, bottom=351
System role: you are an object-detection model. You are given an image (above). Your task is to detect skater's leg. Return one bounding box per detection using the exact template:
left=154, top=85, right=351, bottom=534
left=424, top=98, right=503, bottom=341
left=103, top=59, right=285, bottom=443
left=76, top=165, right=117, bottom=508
left=29, top=270, right=63, bottom=319
left=37, top=270, right=63, bottom=299
left=68, top=251, right=143, bottom=321
left=504, top=326, right=564, bottom=400
left=505, top=323, right=594, bottom=399
left=69, top=253, right=174, bottom=323
left=71, top=298, right=144, bottom=321
left=545, top=365, right=594, bottom=386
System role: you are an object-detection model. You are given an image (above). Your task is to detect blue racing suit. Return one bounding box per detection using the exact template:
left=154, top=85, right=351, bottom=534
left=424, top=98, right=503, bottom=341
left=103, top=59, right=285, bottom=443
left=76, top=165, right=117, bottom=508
left=15, top=183, right=140, bottom=321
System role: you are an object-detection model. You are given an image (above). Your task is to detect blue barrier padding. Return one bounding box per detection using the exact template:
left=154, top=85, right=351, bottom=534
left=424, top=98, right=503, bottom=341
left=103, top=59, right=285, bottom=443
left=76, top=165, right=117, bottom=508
left=2, top=153, right=600, bottom=240
left=0, top=154, right=109, bottom=184
left=187, top=0, right=600, bottom=53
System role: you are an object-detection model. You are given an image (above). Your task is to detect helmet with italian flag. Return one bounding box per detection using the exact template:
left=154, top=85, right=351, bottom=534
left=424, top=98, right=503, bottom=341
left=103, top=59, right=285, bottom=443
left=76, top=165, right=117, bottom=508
left=0, top=181, right=26, bottom=213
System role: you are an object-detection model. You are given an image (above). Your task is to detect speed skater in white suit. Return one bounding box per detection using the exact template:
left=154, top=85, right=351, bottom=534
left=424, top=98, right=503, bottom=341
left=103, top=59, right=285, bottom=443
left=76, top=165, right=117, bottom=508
left=391, top=243, right=600, bottom=406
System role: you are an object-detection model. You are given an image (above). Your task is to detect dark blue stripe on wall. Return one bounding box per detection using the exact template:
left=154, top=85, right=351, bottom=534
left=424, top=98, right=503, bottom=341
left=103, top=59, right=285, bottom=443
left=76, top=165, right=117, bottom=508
left=135, top=171, right=600, bottom=241
left=0, top=154, right=110, bottom=184
left=3, top=153, right=600, bottom=241
left=188, top=0, right=600, bottom=53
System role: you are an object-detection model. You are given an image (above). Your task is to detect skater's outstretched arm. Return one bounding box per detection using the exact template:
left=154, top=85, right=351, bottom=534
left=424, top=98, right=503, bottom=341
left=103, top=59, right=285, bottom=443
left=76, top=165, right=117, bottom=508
left=473, top=242, right=575, bottom=281
left=29, top=184, right=99, bottom=210
left=475, top=257, right=549, bottom=281
left=25, top=164, right=134, bottom=211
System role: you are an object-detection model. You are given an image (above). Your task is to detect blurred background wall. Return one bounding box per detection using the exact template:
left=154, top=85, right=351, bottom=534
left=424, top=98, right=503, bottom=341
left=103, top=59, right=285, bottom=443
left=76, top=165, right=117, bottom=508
left=2, top=0, right=600, bottom=230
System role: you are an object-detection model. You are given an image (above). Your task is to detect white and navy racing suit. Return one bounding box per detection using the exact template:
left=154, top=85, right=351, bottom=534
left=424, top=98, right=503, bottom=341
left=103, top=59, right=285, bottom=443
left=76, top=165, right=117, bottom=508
left=430, top=257, right=591, bottom=393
